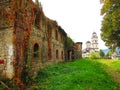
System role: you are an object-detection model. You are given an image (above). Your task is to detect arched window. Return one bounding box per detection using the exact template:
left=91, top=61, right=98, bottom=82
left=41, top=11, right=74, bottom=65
left=33, top=43, right=39, bottom=58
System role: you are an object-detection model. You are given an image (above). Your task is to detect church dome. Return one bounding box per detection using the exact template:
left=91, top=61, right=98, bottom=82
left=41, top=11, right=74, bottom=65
left=86, top=41, right=91, bottom=43
left=92, top=32, right=98, bottom=38
left=93, top=32, right=96, bottom=34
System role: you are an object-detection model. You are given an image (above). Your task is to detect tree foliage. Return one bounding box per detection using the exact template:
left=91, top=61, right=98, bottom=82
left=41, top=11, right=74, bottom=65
left=99, top=49, right=105, bottom=58
left=101, top=0, right=120, bottom=49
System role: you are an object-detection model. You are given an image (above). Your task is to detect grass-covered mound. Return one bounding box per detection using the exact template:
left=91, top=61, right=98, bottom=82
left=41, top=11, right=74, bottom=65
left=34, top=59, right=120, bottom=90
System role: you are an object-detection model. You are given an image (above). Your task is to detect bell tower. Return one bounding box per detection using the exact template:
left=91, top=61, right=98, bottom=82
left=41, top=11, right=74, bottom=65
left=91, top=32, right=99, bottom=52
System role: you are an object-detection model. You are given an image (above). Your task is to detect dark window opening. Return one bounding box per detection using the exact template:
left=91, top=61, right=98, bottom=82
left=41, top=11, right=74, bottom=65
left=33, top=43, right=39, bottom=58
left=56, top=50, right=59, bottom=59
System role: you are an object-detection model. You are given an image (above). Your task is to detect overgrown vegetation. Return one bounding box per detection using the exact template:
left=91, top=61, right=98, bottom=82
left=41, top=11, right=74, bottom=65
left=1, top=59, right=120, bottom=90
left=65, top=36, right=74, bottom=50
left=89, top=52, right=100, bottom=59
left=31, top=59, right=120, bottom=90
left=35, top=0, right=41, bottom=7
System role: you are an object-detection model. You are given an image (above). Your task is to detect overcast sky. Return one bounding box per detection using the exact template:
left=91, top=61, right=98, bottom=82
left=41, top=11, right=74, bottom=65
left=34, top=0, right=107, bottom=49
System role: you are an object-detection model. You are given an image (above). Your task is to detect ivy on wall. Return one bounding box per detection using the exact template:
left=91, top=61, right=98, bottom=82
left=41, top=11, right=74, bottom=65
left=0, top=0, right=67, bottom=89
left=0, top=0, right=35, bottom=89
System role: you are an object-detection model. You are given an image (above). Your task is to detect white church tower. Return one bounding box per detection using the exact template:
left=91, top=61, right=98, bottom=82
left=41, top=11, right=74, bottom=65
left=82, top=32, right=99, bottom=58
left=91, top=32, right=99, bottom=52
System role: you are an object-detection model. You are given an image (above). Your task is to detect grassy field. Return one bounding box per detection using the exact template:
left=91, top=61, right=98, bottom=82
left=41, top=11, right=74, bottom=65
left=33, top=59, right=120, bottom=90
left=98, top=60, right=120, bottom=73
left=1, top=59, right=120, bottom=90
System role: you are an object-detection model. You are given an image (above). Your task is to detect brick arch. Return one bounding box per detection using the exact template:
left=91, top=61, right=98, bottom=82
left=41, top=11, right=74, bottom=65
left=32, top=42, right=40, bottom=59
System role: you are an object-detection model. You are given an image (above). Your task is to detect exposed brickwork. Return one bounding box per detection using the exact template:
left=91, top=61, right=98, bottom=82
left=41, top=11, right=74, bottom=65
left=28, top=25, right=66, bottom=77
left=0, top=29, right=14, bottom=79
left=0, top=1, right=82, bottom=80
left=0, top=25, right=66, bottom=79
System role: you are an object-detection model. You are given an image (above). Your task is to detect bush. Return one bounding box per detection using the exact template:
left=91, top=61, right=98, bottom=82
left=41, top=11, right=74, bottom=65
left=89, top=52, right=100, bottom=59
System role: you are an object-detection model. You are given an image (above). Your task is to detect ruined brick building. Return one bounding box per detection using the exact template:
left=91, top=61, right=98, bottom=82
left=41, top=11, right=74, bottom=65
left=0, top=0, right=82, bottom=80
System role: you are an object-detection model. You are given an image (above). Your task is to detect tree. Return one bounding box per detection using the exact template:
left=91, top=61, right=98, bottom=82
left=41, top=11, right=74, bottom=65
left=101, top=0, right=120, bottom=49
left=99, top=49, right=105, bottom=58
left=106, top=49, right=113, bottom=58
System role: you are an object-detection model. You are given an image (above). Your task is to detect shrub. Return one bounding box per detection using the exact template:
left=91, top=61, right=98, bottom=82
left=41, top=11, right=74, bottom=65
left=89, top=52, right=100, bottom=59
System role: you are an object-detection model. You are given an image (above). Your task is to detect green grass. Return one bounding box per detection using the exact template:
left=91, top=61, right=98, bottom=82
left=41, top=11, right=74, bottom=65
left=34, top=59, right=120, bottom=90
left=98, top=60, right=120, bottom=73
left=1, top=59, right=120, bottom=90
